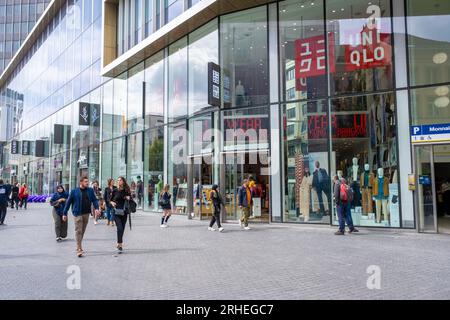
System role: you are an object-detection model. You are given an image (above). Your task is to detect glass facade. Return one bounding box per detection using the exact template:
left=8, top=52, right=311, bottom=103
left=1, top=0, right=450, bottom=231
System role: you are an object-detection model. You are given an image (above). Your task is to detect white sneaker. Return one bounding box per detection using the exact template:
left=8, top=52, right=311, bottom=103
left=94, top=220, right=98, bottom=225
left=244, top=226, right=251, bottom=231
left=208, top=227, right=216, bottom=231
left=238, top=219, right=242, bottom=227
left=160, top=224, right=168, bottom=228
left=218, top=227, right=224, bottom=232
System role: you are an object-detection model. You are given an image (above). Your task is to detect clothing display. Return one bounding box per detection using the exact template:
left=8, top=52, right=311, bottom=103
left=360, top=170, right=374, bottom=214
left=299, top=174, right=312, bottom=222
left=375, top=199, right=389, bottom=223
left=373, top=169, right=390, bottom=224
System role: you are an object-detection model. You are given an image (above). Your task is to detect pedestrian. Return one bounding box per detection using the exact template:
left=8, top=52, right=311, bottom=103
left=91, top=180, right=102, bottom=225
left=10, top=183, right=19, bottom=210
left=159, top=184, right=172, bottom=228
left=136, top=176, right=144, bottom=209
left=109, top=176, right=132, bottom=253
left=130, top=181, right=137, bottom=200
left=63, top=177, right=100, bottom=258
left=19, top=183, right=29, bottom=210
left=208, top=184, right=224, bottom=232
left=334, top=176, right=359, bottom=235
left=103, top=178, right=116, bottom=226
left=50, top=185, right=69, bottom=242
left=0, top=179, right=11, bottom=226
left=238, top=179, right=253, bottom=230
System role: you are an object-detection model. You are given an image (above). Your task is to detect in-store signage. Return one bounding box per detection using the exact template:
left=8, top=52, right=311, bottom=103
left=11, top=140, right=19, bottom=154
left=411, top=123, right=450, bottom=143
left=308, top=114, right=367, bottom=139
left=208, top=62, right=221, bottom=107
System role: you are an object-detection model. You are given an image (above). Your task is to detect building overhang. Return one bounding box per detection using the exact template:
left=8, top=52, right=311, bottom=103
left=102, top=0, right=274, bottom=78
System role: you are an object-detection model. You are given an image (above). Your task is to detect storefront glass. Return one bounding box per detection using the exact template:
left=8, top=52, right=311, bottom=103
left=220, top=6, right=269, bottom=108
left=144, top=127, right=164, bottom=211
left=407, top=0, right=450, bottom=86
left=144, top=51, right=165, bottom=129
left=168, top=37, right=188, bottom=123
left=127, top=62, right=145, bottom=133
left=410, top=85, right=450, bottom=126
left=168, top=122, right=187, bottom=214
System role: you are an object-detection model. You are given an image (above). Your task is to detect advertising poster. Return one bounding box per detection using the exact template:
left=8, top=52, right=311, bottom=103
left=175, top=183, right=188, bottom=208
left=389, top=183, right=400, bottom=227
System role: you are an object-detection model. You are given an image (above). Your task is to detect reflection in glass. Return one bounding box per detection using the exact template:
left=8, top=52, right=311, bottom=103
left=168, top=38, right=188, bottom=123
left=127, top=62, right=145, bottom=133
left=410, top=85, right=450, bottom=127
left=145, top=51, right=165, bottom=129
left=144, top=127, right=164, bottom=211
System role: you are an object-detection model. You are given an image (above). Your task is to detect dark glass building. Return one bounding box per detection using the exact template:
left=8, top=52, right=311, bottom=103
left=1, top=0, right=450, bottom=233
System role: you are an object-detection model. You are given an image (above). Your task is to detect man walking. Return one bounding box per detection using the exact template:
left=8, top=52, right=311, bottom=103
left=136, top=176, right=144, bottom=209
left=334, top=176, right=358, bottom=235
left=0, top=180, right=11, bottom=225
left=238, top=179, right=253, bottom=231
left=63, top=177, right=99, bottom=257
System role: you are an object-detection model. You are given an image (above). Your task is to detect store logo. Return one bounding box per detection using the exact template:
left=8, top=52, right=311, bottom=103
left=80, top=106, right=89, bottom=124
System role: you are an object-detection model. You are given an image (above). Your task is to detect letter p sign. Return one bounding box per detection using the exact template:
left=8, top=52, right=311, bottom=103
left=412, top=126, right=421, bottom=136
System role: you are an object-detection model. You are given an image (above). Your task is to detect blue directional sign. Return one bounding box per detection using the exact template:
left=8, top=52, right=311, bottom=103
left=411, top=123, right=450, bottom=143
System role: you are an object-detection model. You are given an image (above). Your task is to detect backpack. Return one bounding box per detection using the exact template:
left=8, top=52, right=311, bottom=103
left=339, top=183, right=354, bottom=203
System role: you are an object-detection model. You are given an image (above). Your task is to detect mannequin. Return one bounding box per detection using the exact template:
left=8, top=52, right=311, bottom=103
left=337, top=170, right=343, bottom=180
left=373, top=168, right=390, bottom=223
left=360, top=164, right=374, bottom=214
left=299, top=168, right=312, bottom=222
left=348, top=157, right=362, bottom=208
left=235, top=80, right=245, bottom=106
left=391, top=169, right=398, bottom=184
left=154, top=174, right=163, bottom=211
left=312, top=161, right=331, bottom=216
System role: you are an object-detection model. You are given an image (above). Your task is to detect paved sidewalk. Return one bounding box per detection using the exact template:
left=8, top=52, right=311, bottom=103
left=1, top=204, right=450, bottom=300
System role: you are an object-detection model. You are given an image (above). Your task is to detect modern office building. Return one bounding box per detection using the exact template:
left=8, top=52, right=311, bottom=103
left=0, top=0, right=450, bottom=233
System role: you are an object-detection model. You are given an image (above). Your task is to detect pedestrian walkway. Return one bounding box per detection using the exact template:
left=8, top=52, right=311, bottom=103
left=1, top=204, right=450, bottom=300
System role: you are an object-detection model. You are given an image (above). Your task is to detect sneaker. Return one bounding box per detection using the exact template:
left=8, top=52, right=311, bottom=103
left=117, top=245, right=123, bottom=254
left=94, top=220, right=98, bottom=225
left=160, top=224, right=168, bottom=228
left=244, top=226, right=251, bottom=231
left=218, top=227, right=224, bottom=232
left=77, top=250, right=83, bottom=258
left=56, top=237, right=62, bottom=242
left=334, top=231, right=345, bottom=235
left=238, top=219, right=243, bottom=228
left=208, top=227, right=216, bottom=231
left=349, top=228, right=359, bottom=233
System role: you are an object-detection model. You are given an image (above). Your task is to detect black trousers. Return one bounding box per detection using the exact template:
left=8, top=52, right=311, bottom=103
left=209, top=210, right=222, bottom=228
left=0, top=203, right=7, bottom=224
left=114, top=214, right=128, bottom=244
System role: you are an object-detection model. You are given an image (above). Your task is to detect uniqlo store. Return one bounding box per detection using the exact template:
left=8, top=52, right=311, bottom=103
left=2, top=0, right=450, bottom=233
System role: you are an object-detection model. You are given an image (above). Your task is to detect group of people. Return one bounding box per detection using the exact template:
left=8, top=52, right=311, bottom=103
left=0, top=180, right=30, bottom=226
left=50, top=176, right=136, bottom=257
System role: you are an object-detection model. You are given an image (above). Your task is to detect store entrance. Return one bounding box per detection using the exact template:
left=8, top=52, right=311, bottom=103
left=222, top=150, right=270, bottom=223
left=190, top=154, right=213, bottom=220
left=415, top=144, right=450, bottom=234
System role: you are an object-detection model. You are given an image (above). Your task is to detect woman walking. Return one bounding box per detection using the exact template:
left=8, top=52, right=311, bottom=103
left=103, top=178, right=116, bottom=226
left=208, top=184, right=224, bottom=232
left=50, top=185, right=69, bottom=242
left=159, top=184, right=172, bottom=228
left=110, top=176, right=131, bottom=253
left=19, top=183, right=29, bottom=210
left=92, top=181, right=102, bottom=225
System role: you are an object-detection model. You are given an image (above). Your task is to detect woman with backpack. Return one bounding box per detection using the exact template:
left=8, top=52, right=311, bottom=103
left=208, top=184, right=224, bottom=232
left=110, top=177, right=132, bottom=253
left=19, top=183, right=29, bottom=210
left=159, top=184, right=172, bottom=228
left=50, top=185, right=69, bottom=242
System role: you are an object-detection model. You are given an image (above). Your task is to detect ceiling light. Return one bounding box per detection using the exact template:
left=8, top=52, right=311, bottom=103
left=435, top=86, right=449, bottom=96
left=434, top=96, right=450, bottom=108
left=433, top=52, right=448, bottom=64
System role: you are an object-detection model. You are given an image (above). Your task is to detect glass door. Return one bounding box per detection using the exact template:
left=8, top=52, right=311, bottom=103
left=191, top=154, right=213, bottom=220
left=415, top=145, right=437, bottom=232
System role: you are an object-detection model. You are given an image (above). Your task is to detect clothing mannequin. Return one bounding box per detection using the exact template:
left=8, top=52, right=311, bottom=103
left=299, top=169, right=312, bottom=222
left=360, top=163, right=374, bottom=214
left=235, top=80, right=245, bottom=106
left=337, top=170, right=343, bottom=180
left=392, top=169, right=398, bottom=184
left=348, top=157, right=362, bottom=207
left=373, top=168, right=390, bottom=223
left=154, top=174, right=163, bottom=211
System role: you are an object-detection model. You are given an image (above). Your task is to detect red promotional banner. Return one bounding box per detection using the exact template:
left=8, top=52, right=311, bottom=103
left=295, top=33, right=336, bottom=79
left=308, top=114, right=367, bottom=140
left=343, top=26, right=391, bottom=71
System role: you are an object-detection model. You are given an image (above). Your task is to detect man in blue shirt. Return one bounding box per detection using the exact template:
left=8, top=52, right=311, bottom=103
left=63, top=177, right=99, bottom=257
left=0, top=179, right=11, bottom=225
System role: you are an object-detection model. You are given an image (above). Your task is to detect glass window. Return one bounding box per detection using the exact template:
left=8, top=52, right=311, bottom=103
left=279, top=0, right=326, bottom=101
left=127, top=62, right=145, bottom=133
left=168, top=122, right=188, bottom=205
left=145, top=0, right=153, bottom=37
left=144, top=127, right=164, bottom=211
left=127, top=132, right=144, bottom=191
left=102, top=80, right=114, bottom=141
left=113, top=72, right=128, bottom=137
left=326, top=0, right=393, bottom=96
left=410, top=85, right=450, bottom=126
left=168, top=37, right=188, bottom=123
left=165, top=0, right=183, bottom=24
left=282, top=100, right=330, bottom=224
left=220, top=6, right=269, bottom=108
left=144, top=51, right=164, bottom=129
left=330, top=92, right=399, bottom=228
left=188, top=19, right=218, bottom=115
left=407, top=0, right=450, bottom=86
left=101, top=140, right=113, bottom=188
left=112, top=137, right=127, bottom=178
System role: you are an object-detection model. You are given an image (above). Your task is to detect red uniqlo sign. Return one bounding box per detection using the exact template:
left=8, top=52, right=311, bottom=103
left=295, top=34, right=336, bottom=79
left=344, top=26, right=391, bottom=71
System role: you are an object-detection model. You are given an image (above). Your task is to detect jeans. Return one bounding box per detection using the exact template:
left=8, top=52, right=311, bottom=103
left=20, top=197, right=28, bottom=209
left=11, top=197, right=19, bottom=210
left=105, top=206, right=115, bottom=222
left=209, top=210, right=222, bottom=228
left=114, top=214, right=128, bottom=244
left=337, top=202, right=355, bottom=232
left=52, top=209, right=68, bottom=238
left=0, top=203, right=7, bottom=224
left=316, top=184, right=331, bottom=213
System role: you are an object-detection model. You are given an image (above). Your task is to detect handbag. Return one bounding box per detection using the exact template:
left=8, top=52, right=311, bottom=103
left=114, top=208, right=125, bottom=216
